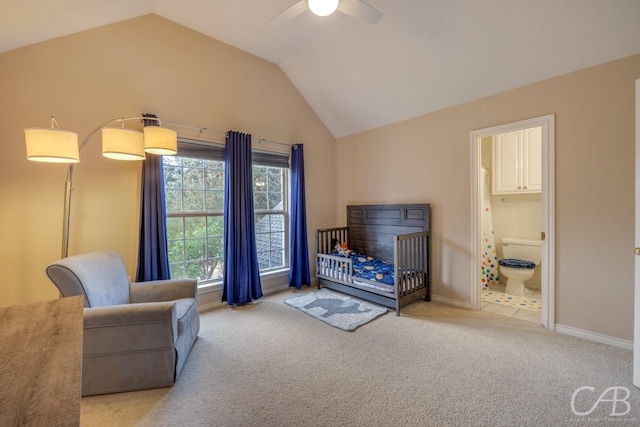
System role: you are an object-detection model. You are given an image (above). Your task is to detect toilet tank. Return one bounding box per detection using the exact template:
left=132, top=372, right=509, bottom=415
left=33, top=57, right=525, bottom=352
left=502, top=237, right=541, bottom=264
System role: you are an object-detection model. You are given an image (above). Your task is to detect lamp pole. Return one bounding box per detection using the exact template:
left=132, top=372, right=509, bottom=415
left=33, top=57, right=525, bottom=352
left=59, top=117, right=157, bottom=258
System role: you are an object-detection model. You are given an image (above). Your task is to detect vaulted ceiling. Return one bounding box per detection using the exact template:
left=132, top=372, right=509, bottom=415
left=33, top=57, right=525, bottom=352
left=2, top=0, right=639, bottom=137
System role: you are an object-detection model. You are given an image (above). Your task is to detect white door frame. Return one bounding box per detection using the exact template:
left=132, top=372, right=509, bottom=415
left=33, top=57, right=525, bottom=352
left=632, top=79, right=640, bottom=387
left=470, top=114, right=556, bottom=330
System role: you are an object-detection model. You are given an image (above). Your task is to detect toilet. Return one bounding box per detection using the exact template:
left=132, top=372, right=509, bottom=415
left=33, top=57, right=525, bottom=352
left=498, top=237, right=541, bottom=297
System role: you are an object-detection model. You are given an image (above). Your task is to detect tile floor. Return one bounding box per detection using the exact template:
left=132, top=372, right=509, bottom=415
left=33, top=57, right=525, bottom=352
left=481, top=283, right=542, bottom=325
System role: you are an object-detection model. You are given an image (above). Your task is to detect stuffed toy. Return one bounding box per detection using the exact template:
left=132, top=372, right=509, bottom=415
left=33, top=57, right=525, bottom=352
left=332, top=238, right=353, bottom=257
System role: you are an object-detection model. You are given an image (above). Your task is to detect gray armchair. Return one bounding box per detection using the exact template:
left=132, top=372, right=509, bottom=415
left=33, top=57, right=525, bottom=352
left=46, top=250, right=200, bottom=396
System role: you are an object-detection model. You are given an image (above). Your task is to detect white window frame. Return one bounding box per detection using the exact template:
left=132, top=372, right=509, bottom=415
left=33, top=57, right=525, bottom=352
left=162, top=139, right=290, bottom=288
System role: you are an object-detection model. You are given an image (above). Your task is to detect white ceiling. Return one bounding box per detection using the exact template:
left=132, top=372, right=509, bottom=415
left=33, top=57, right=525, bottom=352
left=2, top=0, right=640, bottom=138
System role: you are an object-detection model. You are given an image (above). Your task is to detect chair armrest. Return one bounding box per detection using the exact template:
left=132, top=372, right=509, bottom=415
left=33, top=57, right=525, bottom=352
left=129, top=279, right=197, bottom=303
left=83, top=303, right=178, bottom=354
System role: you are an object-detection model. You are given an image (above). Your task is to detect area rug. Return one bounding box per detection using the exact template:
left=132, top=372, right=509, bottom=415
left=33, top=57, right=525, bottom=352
left=283, top=289, right=388, bottom=331
left=482, top=288, right=541, bottom=312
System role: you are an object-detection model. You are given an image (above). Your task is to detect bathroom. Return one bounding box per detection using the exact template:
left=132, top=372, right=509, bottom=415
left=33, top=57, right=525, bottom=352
left=480, top=127, right=542, bottom=323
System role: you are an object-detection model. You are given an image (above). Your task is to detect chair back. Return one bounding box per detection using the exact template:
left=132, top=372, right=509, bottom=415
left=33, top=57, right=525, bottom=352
left=46, top=250, right=130, bottom=308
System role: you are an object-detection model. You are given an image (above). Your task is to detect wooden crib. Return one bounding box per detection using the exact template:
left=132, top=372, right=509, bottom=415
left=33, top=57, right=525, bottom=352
left=316, top=204, right=430, bottom=315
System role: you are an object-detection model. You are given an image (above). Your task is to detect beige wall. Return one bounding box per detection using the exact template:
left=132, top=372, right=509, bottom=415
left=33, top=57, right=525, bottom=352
left=336, top=54, right=640, bottom=341
left=0, top=15, right=336, bottom=307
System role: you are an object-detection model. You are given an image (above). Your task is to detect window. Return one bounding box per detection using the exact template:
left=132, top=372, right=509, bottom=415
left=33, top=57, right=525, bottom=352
left=162, top=139, right=289, bottom=284
left=253, top=165, right=288, bottom=271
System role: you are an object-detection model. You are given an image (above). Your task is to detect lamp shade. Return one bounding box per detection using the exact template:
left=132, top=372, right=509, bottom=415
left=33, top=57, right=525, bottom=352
left=25, top=128, right=79, bottom=163
left=308, top=0, right=339, bottom=16
left=102, top=128, right=146, bottom=161
left=143, top=126, right=177, bottom=155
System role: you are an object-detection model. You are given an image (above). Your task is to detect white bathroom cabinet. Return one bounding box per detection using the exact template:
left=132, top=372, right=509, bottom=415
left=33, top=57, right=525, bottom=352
left=492, top=127, right=542, bottom=194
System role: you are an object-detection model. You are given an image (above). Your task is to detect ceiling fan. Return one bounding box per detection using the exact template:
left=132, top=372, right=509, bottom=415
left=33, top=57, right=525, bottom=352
left=269, top=0, right=383, bottom=25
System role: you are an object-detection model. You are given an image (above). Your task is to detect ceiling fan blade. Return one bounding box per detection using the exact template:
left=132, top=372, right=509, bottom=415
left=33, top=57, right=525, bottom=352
left=268, top=0, right=308, bottom=25
left=337, top=0, right=383, bottom=24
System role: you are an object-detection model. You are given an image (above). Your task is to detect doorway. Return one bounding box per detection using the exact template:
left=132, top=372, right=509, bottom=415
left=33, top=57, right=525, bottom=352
left=470, top=114, right=555, bottom=330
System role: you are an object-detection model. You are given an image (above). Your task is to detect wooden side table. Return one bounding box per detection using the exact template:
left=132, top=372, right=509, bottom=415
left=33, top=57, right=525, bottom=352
left=0, top=296, right=84, bottom=426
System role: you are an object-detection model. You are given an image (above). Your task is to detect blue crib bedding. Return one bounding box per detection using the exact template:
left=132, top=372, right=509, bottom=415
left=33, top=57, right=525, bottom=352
left=320, top=250, right=396, bottom=286
left=318, top=249, right=425, bottom=294
left=349, top=253, right=395, bottom=285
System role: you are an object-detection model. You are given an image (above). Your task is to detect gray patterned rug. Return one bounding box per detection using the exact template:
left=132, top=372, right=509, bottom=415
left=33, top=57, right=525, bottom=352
left=283, top=289, right=388, bottom=331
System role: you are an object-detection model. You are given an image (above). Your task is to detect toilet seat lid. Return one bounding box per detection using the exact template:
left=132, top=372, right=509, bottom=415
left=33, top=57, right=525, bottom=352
left=499, top=258, right=535, bottom=269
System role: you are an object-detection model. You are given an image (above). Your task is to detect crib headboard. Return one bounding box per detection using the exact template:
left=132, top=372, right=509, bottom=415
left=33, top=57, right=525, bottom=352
left=347, top=203, right=430, bottom=263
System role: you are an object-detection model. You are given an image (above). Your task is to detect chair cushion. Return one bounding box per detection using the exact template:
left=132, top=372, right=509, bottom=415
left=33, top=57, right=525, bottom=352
left=499, top=258, right=536, bottom=269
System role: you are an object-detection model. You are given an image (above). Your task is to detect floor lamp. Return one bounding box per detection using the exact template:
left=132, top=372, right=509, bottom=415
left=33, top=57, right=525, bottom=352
left=24, top=116, right=177, bottom=259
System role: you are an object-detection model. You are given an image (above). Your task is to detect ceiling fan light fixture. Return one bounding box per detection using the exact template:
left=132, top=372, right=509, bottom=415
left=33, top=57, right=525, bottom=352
left=308, top=0, right=339, bottom=17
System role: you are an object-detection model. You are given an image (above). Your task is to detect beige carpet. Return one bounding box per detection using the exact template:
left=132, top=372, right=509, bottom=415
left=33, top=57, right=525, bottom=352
left=81, top=288, right=638, bottom=426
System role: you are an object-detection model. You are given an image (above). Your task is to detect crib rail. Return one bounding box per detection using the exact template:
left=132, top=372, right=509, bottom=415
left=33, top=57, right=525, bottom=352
left=315, top=227, right=349, bottom=255
left=394, top=231, right=429, bottom=298
left=316, top=253, right=353, bottom=282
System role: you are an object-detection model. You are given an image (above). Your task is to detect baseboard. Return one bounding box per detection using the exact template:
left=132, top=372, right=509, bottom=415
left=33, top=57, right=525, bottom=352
left=430, top=294, right=472, bottom=310
left=555, top=324, right=633, bottom=351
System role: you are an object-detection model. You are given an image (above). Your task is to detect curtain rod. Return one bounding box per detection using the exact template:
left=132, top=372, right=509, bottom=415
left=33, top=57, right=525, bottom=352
left=162, top=120, right=293, bottom=148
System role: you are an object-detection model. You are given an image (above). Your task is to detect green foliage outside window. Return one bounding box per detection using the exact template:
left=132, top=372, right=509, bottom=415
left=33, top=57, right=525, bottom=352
left=163, top=156, right=287, bottom=283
